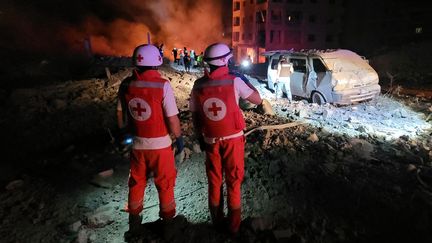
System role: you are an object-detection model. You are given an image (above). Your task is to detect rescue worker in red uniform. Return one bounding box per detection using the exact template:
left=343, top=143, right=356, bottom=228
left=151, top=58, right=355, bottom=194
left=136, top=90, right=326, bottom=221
left=189, top=43, right=262, bottom=235
left=117, top=44, right=184, bottom=237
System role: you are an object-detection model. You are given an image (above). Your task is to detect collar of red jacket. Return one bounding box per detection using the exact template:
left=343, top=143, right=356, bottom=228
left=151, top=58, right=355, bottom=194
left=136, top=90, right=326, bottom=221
left=208, top=66, right=229, bottom=79
left=135, top=69, right=162, bottom=80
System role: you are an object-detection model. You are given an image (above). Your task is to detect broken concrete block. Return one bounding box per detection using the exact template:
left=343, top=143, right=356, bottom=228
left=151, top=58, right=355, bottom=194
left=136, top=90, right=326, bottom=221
left=349, top=138, right=375, bottom=160
left=273, top=228, right=293, bottom=240
left=76, top=227, right=89, bottom=243
left=322, top=109, right=334, bottom=119
left=5, top=179, right=24, bottom=190
left=247, top=217, right=275, bottom=232
left=98, top=169, right=114, bottom=178
left=307, top=133, right=319, bottom=143
left=69, top=220, right=82, bottom=232
left=85, top=206, right=114, bottom=228
left=192, top=143, right=202, bottom=153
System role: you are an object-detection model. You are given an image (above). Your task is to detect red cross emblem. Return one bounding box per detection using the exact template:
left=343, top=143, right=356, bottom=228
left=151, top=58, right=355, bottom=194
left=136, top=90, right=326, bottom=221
left=208, top=102, right=222, bottom=116
left=128, top=98, right=151, bottom=121
left=132, top=102, right=146, bottom=116
left=203, top=98, right=226, bottom=121
left=137, top=54, right=144, bottom=62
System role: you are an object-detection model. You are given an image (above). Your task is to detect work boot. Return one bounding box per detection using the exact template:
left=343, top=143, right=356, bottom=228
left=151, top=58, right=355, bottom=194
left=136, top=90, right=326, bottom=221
left=210, top=205, right=225, bottom=229
left=124, top=214, right=142, bottom=241
left=161, top=215, right=187, bottom=242
left=228, top=208, right=242, bottom=235
left=210, top=187, right=225, bottom=230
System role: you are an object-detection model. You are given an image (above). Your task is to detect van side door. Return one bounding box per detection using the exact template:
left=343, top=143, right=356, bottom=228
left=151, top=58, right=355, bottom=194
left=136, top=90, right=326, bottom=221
left=267, top=56, right=279, bottom=90
left=289, top=57, right=308, bottom=98
left=306, top=57, right=332, bottom=99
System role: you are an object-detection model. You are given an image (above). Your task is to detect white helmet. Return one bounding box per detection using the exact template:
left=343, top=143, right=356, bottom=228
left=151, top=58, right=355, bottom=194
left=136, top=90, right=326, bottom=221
left=133, top=44, right=163, bottom=67
left=204, top=43, right=233, bottom=66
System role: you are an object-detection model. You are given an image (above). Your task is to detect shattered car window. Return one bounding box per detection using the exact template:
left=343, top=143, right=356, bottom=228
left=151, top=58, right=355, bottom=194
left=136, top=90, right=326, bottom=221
left=312, top=58, right=327, bottom=72
left=290, top=58, right=306, bottom=73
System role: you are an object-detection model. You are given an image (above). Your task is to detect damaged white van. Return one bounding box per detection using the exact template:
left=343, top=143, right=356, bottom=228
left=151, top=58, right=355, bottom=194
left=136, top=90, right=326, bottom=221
left=262, top=49, right=381, bottom=105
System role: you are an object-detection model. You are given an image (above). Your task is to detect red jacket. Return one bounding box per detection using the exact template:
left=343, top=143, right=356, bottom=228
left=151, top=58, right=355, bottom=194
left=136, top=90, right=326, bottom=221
left=192, top=67, right=245, bottom=137
left=125, top=70, right=168, bottom=138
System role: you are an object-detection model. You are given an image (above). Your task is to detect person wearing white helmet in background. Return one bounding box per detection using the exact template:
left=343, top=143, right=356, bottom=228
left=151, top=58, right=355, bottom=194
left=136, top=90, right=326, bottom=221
left=190, top=50, right=196, bottom=69
left=189, top=43, right=262, bottom=236
left=117, top=44, right=184, bottom=240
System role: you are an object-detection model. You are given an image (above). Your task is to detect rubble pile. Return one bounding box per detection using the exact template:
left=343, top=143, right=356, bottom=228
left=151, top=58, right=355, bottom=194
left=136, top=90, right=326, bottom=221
left=1, top=62, right=432, bottom=242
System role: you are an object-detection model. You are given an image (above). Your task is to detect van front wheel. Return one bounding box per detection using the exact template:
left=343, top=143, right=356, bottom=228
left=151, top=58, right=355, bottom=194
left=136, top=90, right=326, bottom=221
left=311, top=91, right=326, bottom=105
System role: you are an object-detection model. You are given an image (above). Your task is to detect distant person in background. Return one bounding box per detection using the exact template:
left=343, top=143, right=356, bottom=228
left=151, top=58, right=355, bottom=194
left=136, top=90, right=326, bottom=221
left=276, top=55, right=294, bottom=101
left=247, top=55, right=252, bottom=64
left=190, top=50, right=196, bottom=69
left=178, top=49, right=184, bottom=66
left=158, top=43, right=164, bottom=58
left=184, top=51, right=191, bottom=73
left=196, top=52, right=204, bottom=67
left=172, top=48, right=178, bottom=64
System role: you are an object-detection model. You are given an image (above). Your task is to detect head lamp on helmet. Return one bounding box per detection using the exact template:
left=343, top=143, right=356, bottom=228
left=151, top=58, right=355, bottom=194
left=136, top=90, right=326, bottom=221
left=203, top=43, right=233, bottom=66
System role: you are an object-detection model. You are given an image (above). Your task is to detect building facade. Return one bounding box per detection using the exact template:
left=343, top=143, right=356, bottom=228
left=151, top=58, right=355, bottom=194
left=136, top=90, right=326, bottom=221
left=232, top=0, right=344, bottom=63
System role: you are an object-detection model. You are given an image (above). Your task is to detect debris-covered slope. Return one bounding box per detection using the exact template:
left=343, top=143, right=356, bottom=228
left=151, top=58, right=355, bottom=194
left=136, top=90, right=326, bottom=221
left=1, top=63, right=432, bottom=243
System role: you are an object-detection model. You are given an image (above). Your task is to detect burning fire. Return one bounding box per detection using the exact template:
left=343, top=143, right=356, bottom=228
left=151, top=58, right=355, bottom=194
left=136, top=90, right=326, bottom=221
left=61, top=0, right=230, bottom=58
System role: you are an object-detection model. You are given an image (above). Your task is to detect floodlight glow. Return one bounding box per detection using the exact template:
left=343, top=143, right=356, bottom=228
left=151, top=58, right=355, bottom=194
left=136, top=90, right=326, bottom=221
left=241, top=60, right=250, bottom=68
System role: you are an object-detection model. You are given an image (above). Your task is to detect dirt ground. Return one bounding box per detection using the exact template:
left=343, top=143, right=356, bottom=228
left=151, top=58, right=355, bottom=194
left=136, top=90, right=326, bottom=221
left=1, top=62, right=432, bottom=243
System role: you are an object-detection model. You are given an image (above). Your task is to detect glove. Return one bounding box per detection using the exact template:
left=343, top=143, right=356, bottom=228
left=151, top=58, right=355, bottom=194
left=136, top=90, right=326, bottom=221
left=198, top=135, right=206, bottom=152
left=173, top=136, right=184, bottom=155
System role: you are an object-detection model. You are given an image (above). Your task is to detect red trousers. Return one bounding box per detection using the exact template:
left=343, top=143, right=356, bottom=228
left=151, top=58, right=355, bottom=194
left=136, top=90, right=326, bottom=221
left=127, top=146, right=177, bottom=219
left=205, top=136, right=245, bottom=233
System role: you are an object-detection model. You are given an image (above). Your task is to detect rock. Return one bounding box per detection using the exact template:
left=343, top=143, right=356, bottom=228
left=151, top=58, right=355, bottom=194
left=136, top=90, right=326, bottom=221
left=69, top=220, right=82, bottom=232
left=52, top=99, right=67, bottom=110
left=89, top=175, right=113, bottom=189
left=407, top=164, right=417, bottom=172
left=76, top=227, right=89, bottom=243
left=295, top=109, right=308, bottom=118
left=175, top=150, right=185, bottom=165
left=356, top=125, right=367, bottom=133
left=307, top=133, right=319, bottom=143
left=322, top=109, right=334, bottom=119
left=258, top=99, right=275, bottom=116
left=85, top=206, right=114, bottom=228
left=273, top=228, right=293, bottom=240
left=192, top=143, right=202, bottom=153
left=269, top=160, right=280, bottom=177
left=97, top=169, right=114, bottom=178
left=183, top=147, right=192, bottom=159
left=246, top=217, right=275, bottom=232
left=5, top=179, right=24, bottom=190
left=349, top=138, right=375, bottom=160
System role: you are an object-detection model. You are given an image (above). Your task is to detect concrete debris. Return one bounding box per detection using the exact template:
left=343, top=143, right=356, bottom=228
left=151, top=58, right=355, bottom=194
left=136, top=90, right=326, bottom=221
left=5, top=179, right=24, bottom=190
left=90, top=174, right=113, bottom=189
left=246, top=217, right=275, bottom=232
left=192, top=143, right=202, bottom=153
left=349, top=138, right=375, bottom=160
left=76, top=227, right=89, bottom=243
left=85, top=205, right=114, bottom=228
left=307, top=133, right=319, bottom=143
left=69, top=220, right=83, bottom=232
left=97, top=169, right=114, bottom=178
left=273, top=228, right=294, bottom=240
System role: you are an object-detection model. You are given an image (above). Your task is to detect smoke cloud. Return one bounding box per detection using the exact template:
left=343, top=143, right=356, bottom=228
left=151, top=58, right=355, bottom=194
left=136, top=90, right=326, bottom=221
left=1, top=0, right=230, bottom=57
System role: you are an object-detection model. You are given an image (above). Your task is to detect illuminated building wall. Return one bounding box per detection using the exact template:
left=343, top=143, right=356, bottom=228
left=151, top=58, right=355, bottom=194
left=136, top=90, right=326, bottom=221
left=232, top=0, right=344, bottom=63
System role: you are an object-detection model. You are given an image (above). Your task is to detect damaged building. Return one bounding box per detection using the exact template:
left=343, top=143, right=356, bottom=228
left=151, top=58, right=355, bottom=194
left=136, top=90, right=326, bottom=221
left=232, top=0, right=344, bottom=63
